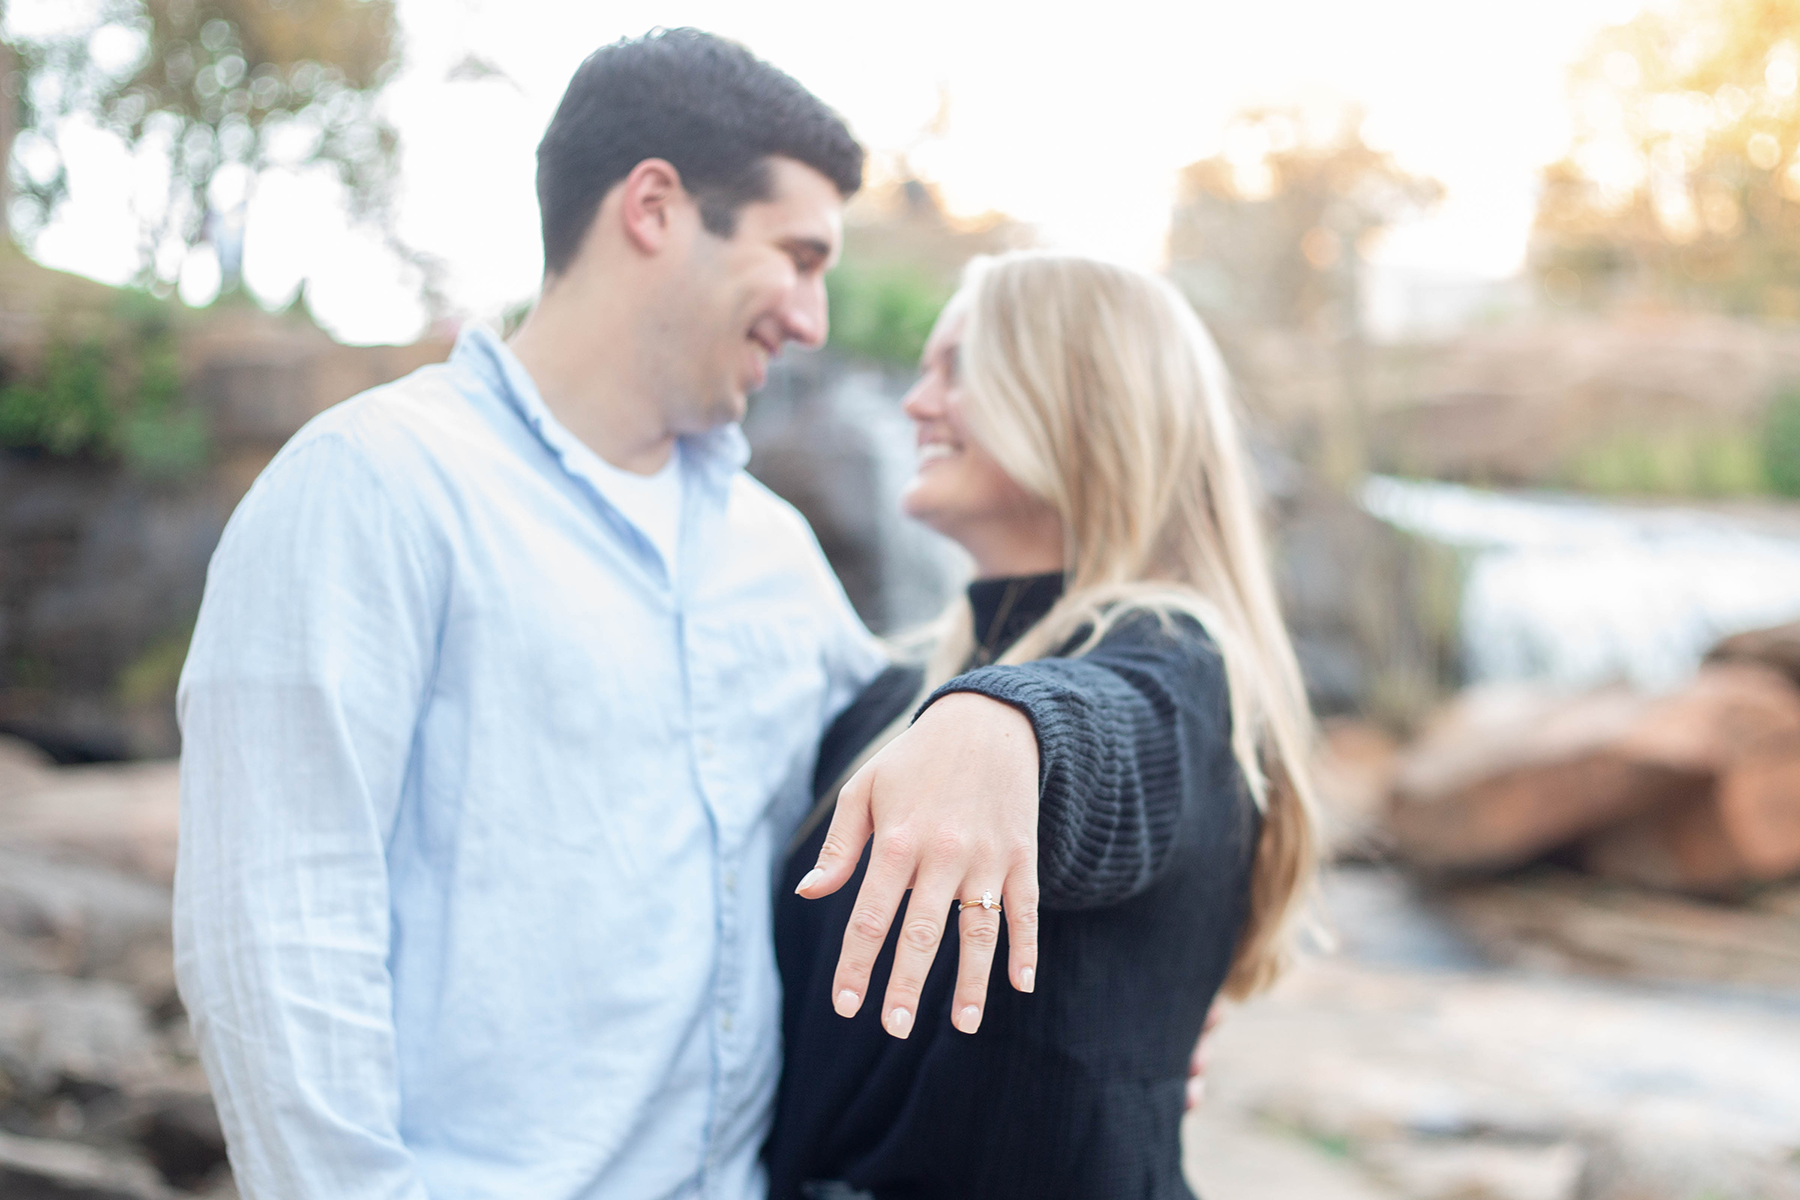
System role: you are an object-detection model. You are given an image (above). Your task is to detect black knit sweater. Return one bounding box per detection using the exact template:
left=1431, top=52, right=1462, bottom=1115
left=766, top=575, right=1259, bottom=1200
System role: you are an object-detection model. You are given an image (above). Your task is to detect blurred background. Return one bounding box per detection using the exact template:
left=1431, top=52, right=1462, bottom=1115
left=1, top=0, right=1799, bottom=1197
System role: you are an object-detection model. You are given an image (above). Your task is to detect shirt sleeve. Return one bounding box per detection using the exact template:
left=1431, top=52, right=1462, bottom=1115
left=173, top=431, right=443, bottom=1199
left=920, top=612, right=1233, bottom=911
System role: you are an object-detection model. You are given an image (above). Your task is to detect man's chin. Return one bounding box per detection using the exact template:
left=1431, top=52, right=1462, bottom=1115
left=709, top=389, right=749, bottom=428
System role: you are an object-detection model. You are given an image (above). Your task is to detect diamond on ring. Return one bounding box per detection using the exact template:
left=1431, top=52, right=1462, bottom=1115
left=960, top=890, right=1002, bottom=913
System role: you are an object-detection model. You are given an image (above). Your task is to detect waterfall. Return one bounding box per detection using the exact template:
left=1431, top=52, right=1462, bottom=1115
left=1361, top=476, right=1800, bottom=692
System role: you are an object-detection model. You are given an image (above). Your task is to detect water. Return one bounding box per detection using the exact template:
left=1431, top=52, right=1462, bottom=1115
left=1361, top=476, right=1800, bottom=692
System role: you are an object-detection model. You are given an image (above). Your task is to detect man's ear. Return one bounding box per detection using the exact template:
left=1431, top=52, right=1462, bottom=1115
left=618, top=159, right=691, bottom=255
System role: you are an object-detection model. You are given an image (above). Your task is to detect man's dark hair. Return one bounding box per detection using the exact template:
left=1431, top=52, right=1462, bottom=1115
left=536, top=28, right=864, bottom=276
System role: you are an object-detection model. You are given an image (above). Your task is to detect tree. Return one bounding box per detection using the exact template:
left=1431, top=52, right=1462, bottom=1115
left=1168, top=107, right=1441, bottom=336
left=1533, top=0, right=1800, bottom=316
left=4, top=0, right=407, bottom=300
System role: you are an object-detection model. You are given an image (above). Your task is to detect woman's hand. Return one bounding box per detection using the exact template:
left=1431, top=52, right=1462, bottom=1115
left=794, top=691, right=1041, bottom=1038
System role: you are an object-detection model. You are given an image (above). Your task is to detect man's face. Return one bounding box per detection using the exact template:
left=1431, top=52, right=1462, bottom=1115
left=661, top=157, right=842, bottom=432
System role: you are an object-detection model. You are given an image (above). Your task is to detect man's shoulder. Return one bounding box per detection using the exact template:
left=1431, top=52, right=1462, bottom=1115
left=281, top=360, right=490, bottom=475
left=722, top=471, right=842, bottom=569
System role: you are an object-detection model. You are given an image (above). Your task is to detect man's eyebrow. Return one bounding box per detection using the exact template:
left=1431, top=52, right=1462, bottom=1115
left=784, top=237, right=833, bottom=264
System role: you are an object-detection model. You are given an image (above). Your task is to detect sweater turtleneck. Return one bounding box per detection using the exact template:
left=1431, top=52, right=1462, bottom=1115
left=964, top=571, right=1065, bottom=668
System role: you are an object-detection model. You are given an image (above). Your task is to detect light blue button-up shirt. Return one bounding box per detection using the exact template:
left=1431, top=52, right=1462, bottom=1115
left=174, top=327, right=885, bottom=1200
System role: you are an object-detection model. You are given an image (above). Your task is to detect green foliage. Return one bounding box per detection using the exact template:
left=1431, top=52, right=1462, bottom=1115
left=0, top=296, right=208, bottom=479
left=116, top=625, right=194, bottom=707
left=1766, top=388, right=1800, bottom=496
left=1566, top=427, right=1769, bottom=496
left=827, top=261, right=952, bottom=367
left=0, top=341, right=113, bottom=455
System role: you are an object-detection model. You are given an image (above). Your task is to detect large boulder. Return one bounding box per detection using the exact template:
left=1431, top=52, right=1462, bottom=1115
left=1584, top=749, right=1800, bottom=894
left=1387, top=664, right=1800, bottom=872
left=1387, top=686, right=1684, bottom=871
left=1706, top=619, right=1800, bottom=690
left=1579, top=663, right=1800, bottom=894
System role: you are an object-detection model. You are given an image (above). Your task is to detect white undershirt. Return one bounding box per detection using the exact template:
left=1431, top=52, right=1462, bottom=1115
left=564, top=439, right=685, bottom=584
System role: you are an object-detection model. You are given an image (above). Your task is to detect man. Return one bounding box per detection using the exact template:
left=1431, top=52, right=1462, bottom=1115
left=174, top=28, right=1041, bottom=1200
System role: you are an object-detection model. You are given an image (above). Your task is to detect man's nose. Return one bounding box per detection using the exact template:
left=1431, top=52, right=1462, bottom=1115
left=781, top=277, right=828, bottom=349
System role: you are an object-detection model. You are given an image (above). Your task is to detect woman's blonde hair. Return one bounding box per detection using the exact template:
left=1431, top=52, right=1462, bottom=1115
left=905, top=251, right=1321, bottom=998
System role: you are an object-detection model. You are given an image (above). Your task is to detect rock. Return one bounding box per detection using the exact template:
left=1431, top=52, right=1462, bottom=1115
left=1585, top=750, right=1800, bottom=893
left=0, top=977, right=167, bottom=1102
left=1183, top=1108, right=1403, bottom=1199
left=1578, top=1129, right=1800, bottom=1200
left=1615, top=662, right=1800, bottom=772
left=744, top=362, right=964, bottom=634
left=1363, top=1138, right=1585, bottom=1200
left=1195, top=923, right=1800, bottom=1200
left=1273, top=484, right=1462, bottom=726
left=133, top=1088, right=226, bottom=1192
left=1707, top=619, right=1800, bottom=689
left=0, top=762, right=180, bottom=885
left=0, top=736, right=55, bottom=805
left=188, top=1171, right=237, bottom=1199
left=1721, top=752, right=1800, bottom=878
left=1439, top=870, right=1800, bottom=988
left=1580, top=665, right=1800, bottom=893
left=1388, top=665, right=1800, bottom=873
left=0, top=1128, right=172, bottom=1199
left=1313, top=719, right=1401, bottom=858
left=1386, top=686, right=1695, bottom=871
left=0, top=851, right=173, bottom=1002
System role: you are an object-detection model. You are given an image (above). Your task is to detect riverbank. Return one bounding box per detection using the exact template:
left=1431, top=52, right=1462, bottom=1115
left=1185, top=866, right=1800, bottom=1200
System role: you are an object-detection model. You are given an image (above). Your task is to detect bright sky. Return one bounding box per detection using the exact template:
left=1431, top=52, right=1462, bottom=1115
left=18, top=0, right=1649, bottom=345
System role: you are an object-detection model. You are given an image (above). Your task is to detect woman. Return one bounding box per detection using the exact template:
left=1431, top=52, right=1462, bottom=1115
left=767, top=252, right=1320, bottom=1199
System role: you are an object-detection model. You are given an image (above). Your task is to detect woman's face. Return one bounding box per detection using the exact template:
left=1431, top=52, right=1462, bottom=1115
left=899, top=308, right=1064, bottom=575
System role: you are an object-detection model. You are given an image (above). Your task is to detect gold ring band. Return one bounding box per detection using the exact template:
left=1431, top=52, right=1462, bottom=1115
left=959, top=890, right=1002, bottom=913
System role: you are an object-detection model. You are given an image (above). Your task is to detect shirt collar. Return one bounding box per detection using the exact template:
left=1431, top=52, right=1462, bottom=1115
left=450, top=323, right=750, bottom=494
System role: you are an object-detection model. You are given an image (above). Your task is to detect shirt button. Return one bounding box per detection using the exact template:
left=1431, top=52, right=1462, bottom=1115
left=698, top=737, right=716, bottom=758
left=724, top=871, right=737, bottom=893
left=720, top=1013, right=734, bottom=1032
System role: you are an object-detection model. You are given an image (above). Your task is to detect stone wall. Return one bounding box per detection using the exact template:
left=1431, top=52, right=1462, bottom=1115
left=0, top=312, right=454, bottom=761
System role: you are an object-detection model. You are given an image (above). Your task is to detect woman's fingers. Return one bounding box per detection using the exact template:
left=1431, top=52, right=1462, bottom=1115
left=826, top=812, right=912, bottom=1019
left=1003, top=856, right=1040, bottom=994
left=795, top=766, right=875, bottom=900
left=877, top=869, right=961, bottom=1038
left=950, top=889, right=1004, bottom=1033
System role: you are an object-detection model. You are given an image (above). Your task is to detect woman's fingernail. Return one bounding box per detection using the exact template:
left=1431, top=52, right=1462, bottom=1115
left=955, top=1005, right=982, bottom=1033
left=1019, top=967, right=1035, bottom=993
left=834, top=990, right=860, bottom=1017
left=795, top=868, right=826, bottom=894
left=885, top=1007, right=913, bottom=1038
